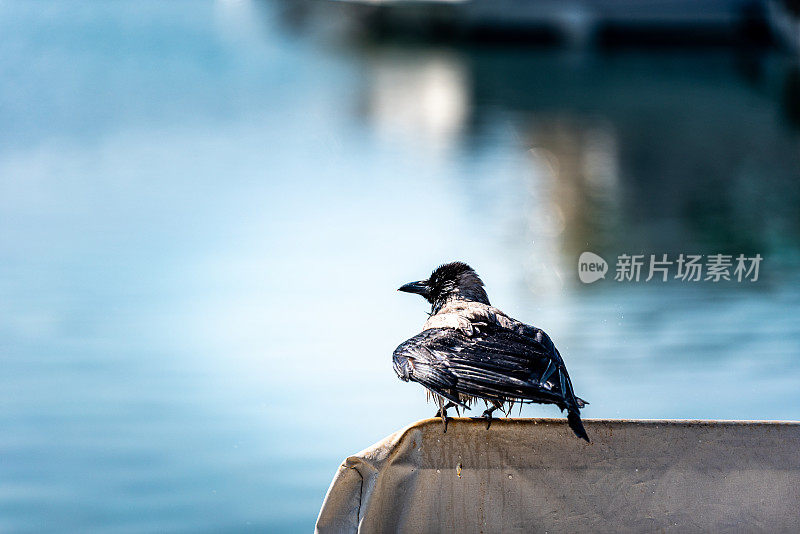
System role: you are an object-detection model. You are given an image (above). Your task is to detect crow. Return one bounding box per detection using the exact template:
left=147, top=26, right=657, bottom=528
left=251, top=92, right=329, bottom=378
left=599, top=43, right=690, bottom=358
left=393, top=261, right=589, bottom=441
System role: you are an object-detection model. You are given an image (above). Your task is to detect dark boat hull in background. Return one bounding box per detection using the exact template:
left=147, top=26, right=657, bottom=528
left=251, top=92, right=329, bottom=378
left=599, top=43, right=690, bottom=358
left=336, top=0, right=790, bottom=48
left=767, top=0, right=800, bottom=52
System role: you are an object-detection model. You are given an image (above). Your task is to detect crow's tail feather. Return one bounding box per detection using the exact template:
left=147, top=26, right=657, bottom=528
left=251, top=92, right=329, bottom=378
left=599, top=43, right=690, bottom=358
left=568, top=411, right=590, bottom=442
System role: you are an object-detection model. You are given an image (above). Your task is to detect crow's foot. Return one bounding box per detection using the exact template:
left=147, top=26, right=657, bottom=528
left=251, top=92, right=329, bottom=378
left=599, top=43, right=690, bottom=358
left=433, top=409, right=449, bottom=433
left=433, top=402, right=458, bottom=433
left=470, top=407, right=497, bottom=430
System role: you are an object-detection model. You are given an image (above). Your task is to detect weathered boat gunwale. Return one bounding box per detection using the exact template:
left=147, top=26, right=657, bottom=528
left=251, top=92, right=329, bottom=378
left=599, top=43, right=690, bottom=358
left=317, top=418, right=800, bottom=533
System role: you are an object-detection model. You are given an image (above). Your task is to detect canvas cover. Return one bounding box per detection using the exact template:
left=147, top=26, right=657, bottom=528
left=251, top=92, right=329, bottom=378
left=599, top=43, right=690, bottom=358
left=316, top=418, right=800, bottom=533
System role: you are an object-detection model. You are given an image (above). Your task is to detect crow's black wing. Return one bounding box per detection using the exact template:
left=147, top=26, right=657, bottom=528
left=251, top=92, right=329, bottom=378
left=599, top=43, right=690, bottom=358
left=393, top=328, right=469, bottom=408
left=512, top=323, right=587, bottom=409
left=393, top=323, right=579, bottom=409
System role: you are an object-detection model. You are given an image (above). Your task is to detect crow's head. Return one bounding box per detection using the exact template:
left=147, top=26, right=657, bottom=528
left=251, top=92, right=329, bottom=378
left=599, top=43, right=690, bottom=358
left=398, top=261, right=490, bottom=314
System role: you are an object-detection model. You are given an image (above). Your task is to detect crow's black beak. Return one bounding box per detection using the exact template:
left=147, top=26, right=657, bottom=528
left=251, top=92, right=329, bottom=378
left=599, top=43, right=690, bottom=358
left=398, top=280, right=429, bottom=296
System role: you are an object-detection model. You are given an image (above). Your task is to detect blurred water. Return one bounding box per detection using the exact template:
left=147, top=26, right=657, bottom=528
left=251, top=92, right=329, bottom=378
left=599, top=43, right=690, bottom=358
left=1, top=1, right=800, bottom=532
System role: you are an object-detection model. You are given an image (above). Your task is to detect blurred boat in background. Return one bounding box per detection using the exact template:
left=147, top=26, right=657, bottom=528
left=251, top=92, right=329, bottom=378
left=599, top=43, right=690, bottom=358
left=767, top=0, right=800, bottom=52
left=336, top=0, right=798, bottom=51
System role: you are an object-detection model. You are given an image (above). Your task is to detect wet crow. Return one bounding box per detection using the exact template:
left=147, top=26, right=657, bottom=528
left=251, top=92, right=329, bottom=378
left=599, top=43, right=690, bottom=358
left=394, top=262, right=589, bottom=441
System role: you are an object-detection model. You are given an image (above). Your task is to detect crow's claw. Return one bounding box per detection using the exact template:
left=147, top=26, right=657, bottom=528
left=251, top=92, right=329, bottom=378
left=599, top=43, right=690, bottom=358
left=433, top=411, right=449, bottom=432
left=470, top=408, right=495, bottom=429
left=433, top=401, right=458, bottom=433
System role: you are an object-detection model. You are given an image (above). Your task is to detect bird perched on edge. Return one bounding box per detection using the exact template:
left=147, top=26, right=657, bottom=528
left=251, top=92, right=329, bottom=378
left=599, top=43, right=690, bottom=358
left=393, top=262, right=589, bottom=442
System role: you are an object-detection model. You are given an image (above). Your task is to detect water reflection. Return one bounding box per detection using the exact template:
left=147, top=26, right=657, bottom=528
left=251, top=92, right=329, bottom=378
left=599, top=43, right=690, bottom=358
left=358, top=45, right=800, bottom=281
left=362, top=50, right=469, bottom=150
